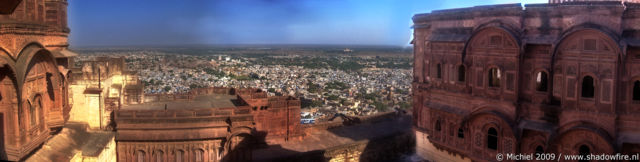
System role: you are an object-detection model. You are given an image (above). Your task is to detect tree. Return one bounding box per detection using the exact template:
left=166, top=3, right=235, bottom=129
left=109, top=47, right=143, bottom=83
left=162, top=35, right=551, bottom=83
left=327, top=95, right=339, bottom=101
left=310, top=100, right=323, bottom=107
left=308, top=82, right=321, bottom=93
left=373, top=101, right=388, bottom=112
left=400, top=101, right=411, bottom=110
left=326, top=81, right=348, bottom=90
left=163, top=86, right=171, bottom=92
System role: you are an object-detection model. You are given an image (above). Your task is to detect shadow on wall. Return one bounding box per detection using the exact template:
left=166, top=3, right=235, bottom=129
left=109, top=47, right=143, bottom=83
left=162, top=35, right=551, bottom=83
left=0, top=65, right=16, bottom=161
left=221, top=130, right=265, bottom=162
left=236, top=113, right=415, bottom=162
left=0, top=113, right=5, bottom=161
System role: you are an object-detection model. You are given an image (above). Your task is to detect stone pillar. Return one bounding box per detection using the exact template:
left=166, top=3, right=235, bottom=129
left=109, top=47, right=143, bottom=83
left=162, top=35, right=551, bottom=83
left=12, top=103, right=19, bottom=147
left=85, top=93, right=100, bottom=129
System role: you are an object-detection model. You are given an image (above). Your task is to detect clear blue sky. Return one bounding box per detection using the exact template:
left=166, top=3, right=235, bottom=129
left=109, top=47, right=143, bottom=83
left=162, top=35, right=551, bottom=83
left=68, top=0, right=546, bottom=47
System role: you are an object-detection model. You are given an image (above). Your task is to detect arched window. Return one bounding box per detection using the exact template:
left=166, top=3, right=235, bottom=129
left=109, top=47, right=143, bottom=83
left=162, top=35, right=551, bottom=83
left=487, top=128, right=498, bottom=150
left=536, top=71, right=548, bottom=92
left=136, top=150, right=145, bottom=162
left=436, top=64, right=442, bottom=79
left=175, top=150, right=184, bottom=162
left=210, top=148, right=218, bottom=162
left=457, top=128, right=464, bottom=138
left=36, top=97, right=42, bottom=126
left=579, top=145, right=590, bottom=162
left=582, top=76, right=595, bottom=98
left=633, top=80, right=640, bottom=101
left=458, top=65, right=466, bottom=82
left=535, top=146, right=544, bottom=154
left=153, top=150, right=164, bottom=162
left=435, top=120, right=441, bottom=132
left=195, top=149, right=204, bottom=162
left=29, top=100, right=36, bottom=127
left=488, top=68, right=501, bottom=87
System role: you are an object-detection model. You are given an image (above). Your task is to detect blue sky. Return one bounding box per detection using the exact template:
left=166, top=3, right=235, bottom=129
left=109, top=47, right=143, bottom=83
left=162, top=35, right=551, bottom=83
left=68, top=0, right=547, bottom=47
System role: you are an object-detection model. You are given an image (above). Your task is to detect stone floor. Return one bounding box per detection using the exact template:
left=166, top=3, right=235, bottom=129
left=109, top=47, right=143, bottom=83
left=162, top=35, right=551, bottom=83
left=252, top=114, right=412, bottom=161
left=24, top=122, right=114, bottom=162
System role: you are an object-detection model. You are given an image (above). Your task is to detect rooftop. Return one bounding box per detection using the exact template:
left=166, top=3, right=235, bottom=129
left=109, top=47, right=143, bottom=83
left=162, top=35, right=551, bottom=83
left=121, top=94, right=237, bottom=110
left=252, top=114, right=411, bottom=160
left=25, top=122, right=115, bottom=162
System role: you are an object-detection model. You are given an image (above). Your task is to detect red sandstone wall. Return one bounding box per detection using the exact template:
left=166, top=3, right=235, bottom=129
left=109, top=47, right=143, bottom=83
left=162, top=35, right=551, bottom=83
left=0, top=0, right=71, bottom=160
left=413, top=2, right=640, bottom=161
left=239, top=93, right=304, bottom=142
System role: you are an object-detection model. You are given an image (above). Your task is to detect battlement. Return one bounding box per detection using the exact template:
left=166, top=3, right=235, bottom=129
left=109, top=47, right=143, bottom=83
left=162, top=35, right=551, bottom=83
left=114, top=107, right=252, bottom=120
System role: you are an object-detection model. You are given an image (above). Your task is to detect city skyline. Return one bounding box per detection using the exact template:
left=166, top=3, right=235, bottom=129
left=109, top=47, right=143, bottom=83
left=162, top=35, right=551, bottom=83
left=68, top=0, right=546, bottom=47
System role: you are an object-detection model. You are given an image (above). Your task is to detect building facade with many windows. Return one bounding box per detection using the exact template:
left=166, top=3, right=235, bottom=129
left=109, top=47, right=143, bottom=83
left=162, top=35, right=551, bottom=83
left=412, top=2, right=640, bottom=161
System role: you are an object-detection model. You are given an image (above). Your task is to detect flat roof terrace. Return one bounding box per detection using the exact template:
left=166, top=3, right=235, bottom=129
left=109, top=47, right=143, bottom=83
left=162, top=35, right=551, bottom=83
left=252, top=114, right=412, bottom=161
left=121, top=94, right=237, bottom=110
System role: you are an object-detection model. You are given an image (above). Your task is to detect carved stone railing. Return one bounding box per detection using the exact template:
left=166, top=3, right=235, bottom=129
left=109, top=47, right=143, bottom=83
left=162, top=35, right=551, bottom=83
left=0, top=22, right=68, bottom=35
left=114, top=107, right=253, bottom=120
left=143, top=94, right=195, bottom=102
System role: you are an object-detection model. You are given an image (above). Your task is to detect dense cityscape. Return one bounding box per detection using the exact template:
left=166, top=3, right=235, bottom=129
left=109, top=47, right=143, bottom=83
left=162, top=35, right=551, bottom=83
left=74, top=46, right=413, bottom=122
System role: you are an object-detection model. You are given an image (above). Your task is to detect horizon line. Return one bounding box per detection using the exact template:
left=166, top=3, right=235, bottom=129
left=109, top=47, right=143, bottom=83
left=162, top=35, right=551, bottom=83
left=70, top=43, right=414, bottom=49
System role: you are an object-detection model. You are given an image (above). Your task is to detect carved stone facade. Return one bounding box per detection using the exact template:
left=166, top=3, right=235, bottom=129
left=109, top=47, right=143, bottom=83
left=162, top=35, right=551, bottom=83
left=114, top=87, right=303, bottom=162
left=0, top=0, right=74, bottom=161
left=68, top=56, right=144, bottom=130
left=412, top=2, right=640, bottom=162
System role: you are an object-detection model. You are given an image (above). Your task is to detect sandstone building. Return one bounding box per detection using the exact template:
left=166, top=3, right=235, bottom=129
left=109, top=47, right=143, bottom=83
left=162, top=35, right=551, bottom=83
left=114, top=87, right=303, bottom=162
left=68, top=56, right=144, bottom=130
left=412, top=1, right=640, bottom=161
left=0, top=0, right=75, bottom=161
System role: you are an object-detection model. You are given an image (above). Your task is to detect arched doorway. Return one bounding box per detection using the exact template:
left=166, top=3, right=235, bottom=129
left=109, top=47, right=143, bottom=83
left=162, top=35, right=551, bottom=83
left=549, top=127, right=615, bottom=158
left=0, top=113, right=4, bottom=160
left=19, top=47, right=63, bottom=131
left=223, top=133, right=253, bottom=162
left=0, top=63, right=17, bottom=161
left=552, top=29, right=620, bottom=105
left=462, top=109, right=517, bottom=161
left=578, top=145, right=590, bottom=162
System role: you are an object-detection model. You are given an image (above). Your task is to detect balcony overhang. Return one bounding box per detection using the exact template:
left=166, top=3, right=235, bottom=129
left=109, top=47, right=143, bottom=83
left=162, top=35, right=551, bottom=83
left=52, top=49, right=79, bottom=58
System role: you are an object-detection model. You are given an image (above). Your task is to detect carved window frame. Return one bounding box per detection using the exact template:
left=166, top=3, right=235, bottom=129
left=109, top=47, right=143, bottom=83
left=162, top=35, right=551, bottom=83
left=532, top=69, right=550, bottom=93
left=631, top=77, right=640, bottom=104
left=436, top=63, right=443, bottom=79
left=457, top=127, right=465, bottom=139
left=435, top=119, right=442, bottom=132
left=600, top=79, right=613, bottom=104
left=175, top=149, right=185, bottom=162
left=487, top=127, right=499, bottom=150
left=487, top=65, right=502, bottom=90
left=476, top=67, right=484, bottom=89
left=579, top=74, right=597, bottom=101
left=136, top=150, right=146, bottom=162
left=505, top=71, right=516, bottom=93
left=456, top=63, right=466, bottom=84
left=194, top=149, right=204, bottom=162
left=565, top=76, right=577, bottom=100
left=153, top=150, right=164, bottom=162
